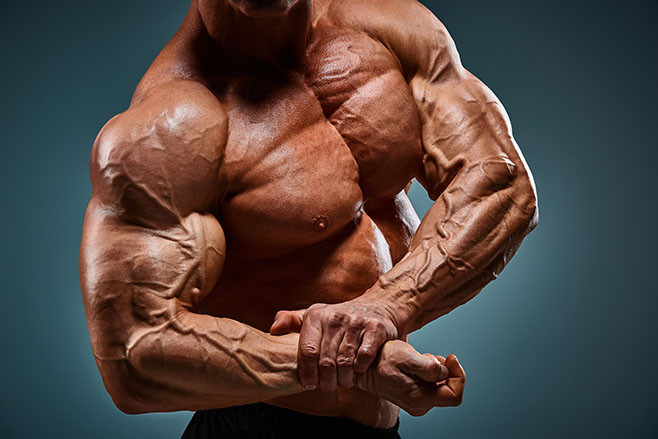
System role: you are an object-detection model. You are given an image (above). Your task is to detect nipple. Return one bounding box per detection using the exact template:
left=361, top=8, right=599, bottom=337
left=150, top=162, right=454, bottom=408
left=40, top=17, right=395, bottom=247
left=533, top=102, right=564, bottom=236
left=313, top=215, right=330, bottom=232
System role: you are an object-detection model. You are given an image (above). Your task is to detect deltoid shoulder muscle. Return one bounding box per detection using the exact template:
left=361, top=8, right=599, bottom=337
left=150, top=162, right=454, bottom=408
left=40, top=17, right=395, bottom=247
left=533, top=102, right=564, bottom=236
left=91, top=80, right=228, bottom=224
left=82, top=80, right=228, bottom=360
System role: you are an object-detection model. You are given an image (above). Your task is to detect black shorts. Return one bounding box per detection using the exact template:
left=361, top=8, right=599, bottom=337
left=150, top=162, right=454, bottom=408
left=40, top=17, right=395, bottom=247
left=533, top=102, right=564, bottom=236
left=181, top=402, right=402, bottom=439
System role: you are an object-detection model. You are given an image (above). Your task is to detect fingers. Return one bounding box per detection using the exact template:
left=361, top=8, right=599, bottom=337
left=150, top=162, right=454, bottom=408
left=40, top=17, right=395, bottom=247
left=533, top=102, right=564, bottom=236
left=398, top=351, right=448, bottom=382
left=396, top=352, right=464, bottom=413
left=296, top=302, right=397, bottom=391
left=404, top=354, right=449, bottom=383
left=298, top=316, right=323, bottom=390
left=354, top=325, right=387, bottom=373
left=337, top=325, right=362, bottom=389
left=270, top=309, right=305, bottom=335
left=318, top=317, right=346, bottom=392
left=445, top=354, right=465, bottom=378
left=435, top=354, right=466, bottom=407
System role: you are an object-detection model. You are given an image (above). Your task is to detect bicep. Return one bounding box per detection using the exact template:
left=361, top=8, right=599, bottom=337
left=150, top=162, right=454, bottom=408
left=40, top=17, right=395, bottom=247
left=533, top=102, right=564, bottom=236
left=81, top=86, right=228, bottom=356
left=79, top=199, right=226, bottom=359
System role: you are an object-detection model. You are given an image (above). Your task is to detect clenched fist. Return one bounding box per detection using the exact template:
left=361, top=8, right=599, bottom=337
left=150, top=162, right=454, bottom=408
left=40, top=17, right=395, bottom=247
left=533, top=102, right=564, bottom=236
left=356, top=340, right=465, bottom=416
left=270, top=299, right=398, bottom=391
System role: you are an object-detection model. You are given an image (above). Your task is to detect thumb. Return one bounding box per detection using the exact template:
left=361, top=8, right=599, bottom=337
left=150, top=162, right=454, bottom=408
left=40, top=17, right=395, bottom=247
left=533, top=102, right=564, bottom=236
left=401, top=353, right=449, bottom=383
left=270, top=309, right=305, bottom=335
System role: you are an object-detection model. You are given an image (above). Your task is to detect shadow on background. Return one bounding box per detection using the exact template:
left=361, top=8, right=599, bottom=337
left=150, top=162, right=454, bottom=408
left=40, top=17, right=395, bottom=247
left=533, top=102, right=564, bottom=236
left=0, top=0, right=656, bottom=437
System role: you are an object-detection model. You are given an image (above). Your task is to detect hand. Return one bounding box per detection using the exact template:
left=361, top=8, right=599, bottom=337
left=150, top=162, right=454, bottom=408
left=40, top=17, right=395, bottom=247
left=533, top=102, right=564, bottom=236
left=270, top=299, right=398, bottom=391
left=356, top=340, right=465, bottom=416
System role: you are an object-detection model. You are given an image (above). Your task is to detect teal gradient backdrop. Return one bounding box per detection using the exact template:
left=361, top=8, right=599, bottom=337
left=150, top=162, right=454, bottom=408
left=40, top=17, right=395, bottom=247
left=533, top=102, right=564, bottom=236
left=1, top=1, right=656, bottom=437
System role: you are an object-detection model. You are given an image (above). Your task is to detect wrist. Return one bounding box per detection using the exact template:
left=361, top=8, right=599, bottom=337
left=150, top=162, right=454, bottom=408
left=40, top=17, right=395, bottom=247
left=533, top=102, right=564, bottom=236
left=357, top=287, right=415, bottom=338
left=355, top=339, right=401, bottom=396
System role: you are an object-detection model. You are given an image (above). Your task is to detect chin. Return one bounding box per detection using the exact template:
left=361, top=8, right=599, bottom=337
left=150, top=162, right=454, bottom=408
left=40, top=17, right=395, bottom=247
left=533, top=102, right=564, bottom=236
left=228, top=0, right=300, bottom=17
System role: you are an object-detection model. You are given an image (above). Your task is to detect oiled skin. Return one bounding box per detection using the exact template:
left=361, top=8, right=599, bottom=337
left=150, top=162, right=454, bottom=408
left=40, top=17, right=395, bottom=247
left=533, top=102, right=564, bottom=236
left=79, top=0, right=537, bottom=429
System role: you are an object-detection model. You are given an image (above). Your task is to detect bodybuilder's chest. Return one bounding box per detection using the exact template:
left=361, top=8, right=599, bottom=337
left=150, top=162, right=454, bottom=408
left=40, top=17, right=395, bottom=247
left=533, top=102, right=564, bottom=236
left=217, top=28, right=422, bottom=253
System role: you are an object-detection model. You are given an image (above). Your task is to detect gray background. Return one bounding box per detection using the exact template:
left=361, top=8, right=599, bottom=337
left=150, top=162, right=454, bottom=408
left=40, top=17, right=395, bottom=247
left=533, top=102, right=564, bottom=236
left=1, top=0, right=656, bottom=437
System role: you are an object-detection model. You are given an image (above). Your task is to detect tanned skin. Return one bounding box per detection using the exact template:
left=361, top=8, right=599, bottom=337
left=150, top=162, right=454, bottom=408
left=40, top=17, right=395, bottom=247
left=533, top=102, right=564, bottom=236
left=79, top=0, right=537, bottom=429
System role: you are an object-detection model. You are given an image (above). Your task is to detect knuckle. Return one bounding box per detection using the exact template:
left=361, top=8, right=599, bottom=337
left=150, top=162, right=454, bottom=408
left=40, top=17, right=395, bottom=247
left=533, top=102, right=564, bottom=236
left=336, top=356, right=354, bottom=368
left=306, top=308, right=321, bottom=319
left=306, top=307, right=323, bottom=319
left=358, top=348, right=375, bottom=360
left=300, top=345, right=319, bottom=359
left=371, top=320, right=387, bottom=332
left=329, top=312, right=347, bottom=327
left=318, top=358, right=337, bottom=369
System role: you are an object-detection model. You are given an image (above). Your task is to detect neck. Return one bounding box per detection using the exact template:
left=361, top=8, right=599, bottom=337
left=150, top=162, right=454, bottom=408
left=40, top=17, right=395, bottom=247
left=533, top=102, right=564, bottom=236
left=180, top=0, right=312, bottom=72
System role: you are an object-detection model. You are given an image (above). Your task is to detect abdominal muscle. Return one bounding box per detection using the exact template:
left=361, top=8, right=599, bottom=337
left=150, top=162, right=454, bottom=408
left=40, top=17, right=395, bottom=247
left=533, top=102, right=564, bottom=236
left=198, top=206, right=416, bottom=428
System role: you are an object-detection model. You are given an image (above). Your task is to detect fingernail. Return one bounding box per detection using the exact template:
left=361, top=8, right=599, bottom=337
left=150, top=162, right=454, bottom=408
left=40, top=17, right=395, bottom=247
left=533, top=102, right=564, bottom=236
left=439, top=365, right=449, bottom=381
left=305, top=385, right=316, bottom=391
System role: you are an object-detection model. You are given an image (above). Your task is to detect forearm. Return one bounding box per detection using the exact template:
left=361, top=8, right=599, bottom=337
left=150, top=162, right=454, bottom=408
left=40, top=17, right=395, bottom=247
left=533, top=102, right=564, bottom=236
left=96, top=305, right=303, bottom=414
left=80, top=203, right=306, bottom=413
left=353, top=60, right=540, bottom=335
left=363, top=159, right=537, bottom=335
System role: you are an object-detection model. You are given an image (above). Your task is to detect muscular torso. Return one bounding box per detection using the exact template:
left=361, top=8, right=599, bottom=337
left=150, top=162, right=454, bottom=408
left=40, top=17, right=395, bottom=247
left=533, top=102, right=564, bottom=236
left=135, top=5, right=424, bottom=427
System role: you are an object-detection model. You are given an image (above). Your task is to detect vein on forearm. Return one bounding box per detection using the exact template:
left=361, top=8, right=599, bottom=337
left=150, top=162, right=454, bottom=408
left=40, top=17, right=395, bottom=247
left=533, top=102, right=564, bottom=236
left=378, top=169, right=533, bottom=331
left=84, top=208, right=300, bottom=411
left=375, top=80, right=536, bottom=332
